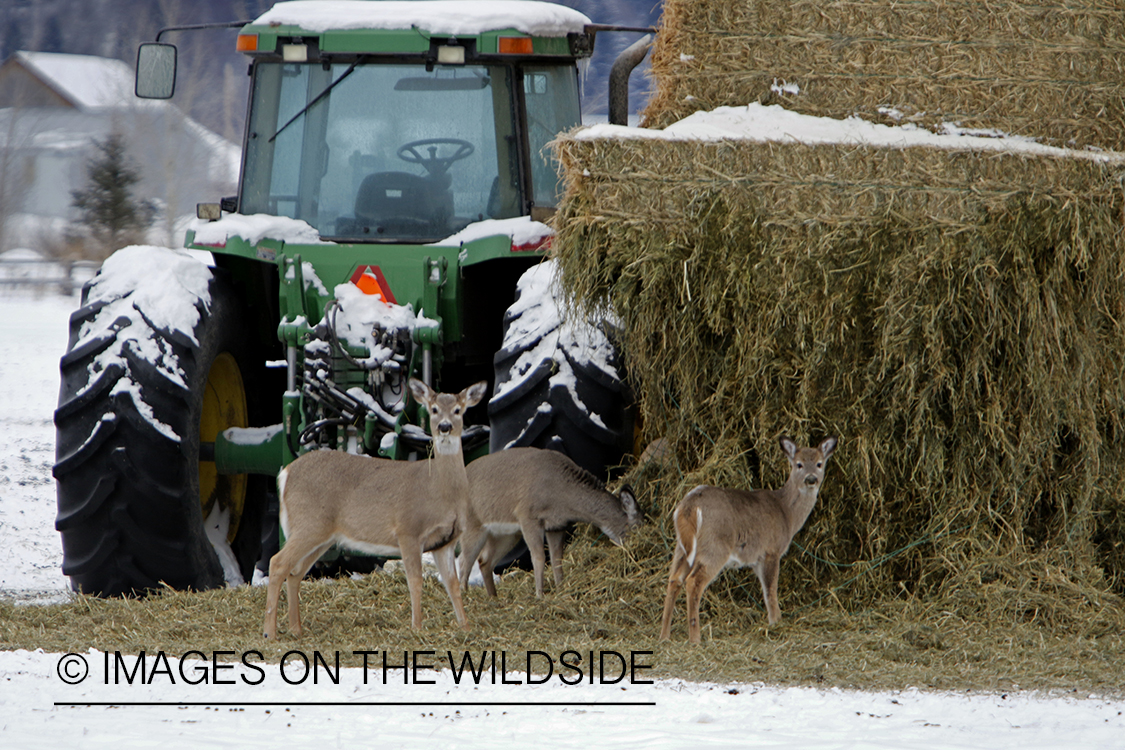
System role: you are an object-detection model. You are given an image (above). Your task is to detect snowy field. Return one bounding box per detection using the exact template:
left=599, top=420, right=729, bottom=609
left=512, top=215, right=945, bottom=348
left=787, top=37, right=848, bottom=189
left=1, top=289, right=1123, bottom=749
left=0, top=290, right=73, bottom=599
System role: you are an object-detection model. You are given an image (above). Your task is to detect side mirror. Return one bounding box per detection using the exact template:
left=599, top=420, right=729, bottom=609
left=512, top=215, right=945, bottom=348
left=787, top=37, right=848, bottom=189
left=135, top=43, right=177, bottom=99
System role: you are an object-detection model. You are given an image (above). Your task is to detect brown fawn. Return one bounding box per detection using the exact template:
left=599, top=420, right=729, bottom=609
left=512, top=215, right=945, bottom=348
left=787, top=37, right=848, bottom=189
left=262, top=378, right=486, bottom=639
left=457, top=447, right=640, bottom=597
left=659, top=435, right=838, bottom=643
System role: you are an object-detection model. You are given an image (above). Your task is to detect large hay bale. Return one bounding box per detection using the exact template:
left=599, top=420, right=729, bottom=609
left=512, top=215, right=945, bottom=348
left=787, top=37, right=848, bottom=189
left=644, top=0, right=1125, bottom=151
left=550, top=129, right=1125, bottom=625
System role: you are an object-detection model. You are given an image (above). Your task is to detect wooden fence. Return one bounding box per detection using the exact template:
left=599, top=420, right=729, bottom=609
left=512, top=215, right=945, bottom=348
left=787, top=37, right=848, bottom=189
left=0, top=257, right=98, bottom=295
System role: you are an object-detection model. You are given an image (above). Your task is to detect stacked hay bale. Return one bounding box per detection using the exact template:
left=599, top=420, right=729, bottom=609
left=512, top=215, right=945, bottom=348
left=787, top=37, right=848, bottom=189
left=551, top=0, right=1125, bottom=627
left=643, top=0, right=1125, bottom=149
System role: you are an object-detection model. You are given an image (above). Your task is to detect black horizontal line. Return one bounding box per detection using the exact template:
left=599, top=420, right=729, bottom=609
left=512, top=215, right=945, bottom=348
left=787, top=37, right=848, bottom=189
left=54, top=701, right=655, bottom=707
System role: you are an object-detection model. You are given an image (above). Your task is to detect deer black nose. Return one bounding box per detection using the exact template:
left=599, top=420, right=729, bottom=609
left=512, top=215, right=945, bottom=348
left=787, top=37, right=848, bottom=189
left=804, top=475, right=818, bottom=486
left=438, top=421, right=452, bottom=434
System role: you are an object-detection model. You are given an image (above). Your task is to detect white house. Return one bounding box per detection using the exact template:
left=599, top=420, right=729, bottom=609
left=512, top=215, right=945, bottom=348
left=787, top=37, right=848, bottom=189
left=0, top=50, right=240, bottom=252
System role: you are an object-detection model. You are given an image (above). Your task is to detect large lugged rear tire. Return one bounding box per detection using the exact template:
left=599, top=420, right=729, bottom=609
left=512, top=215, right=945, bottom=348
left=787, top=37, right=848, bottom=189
left=53, top=248, right=263, bottom=596
left=488, top=261, right=632, bottom=477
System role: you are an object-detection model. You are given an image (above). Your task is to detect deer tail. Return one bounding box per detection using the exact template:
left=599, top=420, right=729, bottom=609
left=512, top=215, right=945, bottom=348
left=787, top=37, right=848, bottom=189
left=674, top=490, right=705, bottom=569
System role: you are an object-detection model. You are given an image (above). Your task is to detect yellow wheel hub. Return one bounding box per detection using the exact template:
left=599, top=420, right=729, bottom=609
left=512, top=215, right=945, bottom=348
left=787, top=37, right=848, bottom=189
left=199, top=352, right=248, bottom=544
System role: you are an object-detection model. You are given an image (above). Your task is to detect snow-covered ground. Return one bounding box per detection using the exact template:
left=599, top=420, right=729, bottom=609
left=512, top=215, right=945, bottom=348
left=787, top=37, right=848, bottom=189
left=0, top=290, right=72, bottom=600
left=2, top=288, right=1123, bottom=748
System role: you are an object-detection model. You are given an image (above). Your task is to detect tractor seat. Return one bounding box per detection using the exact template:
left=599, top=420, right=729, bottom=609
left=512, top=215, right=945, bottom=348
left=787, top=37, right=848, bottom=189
left=354, top=171, right=453, bottom=235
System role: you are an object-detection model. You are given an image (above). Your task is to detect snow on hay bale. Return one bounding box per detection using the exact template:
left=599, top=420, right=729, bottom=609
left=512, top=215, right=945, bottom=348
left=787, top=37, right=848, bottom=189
left=549, top=119, right=1125, bottom=630
left=643, top=0, right=1125, bottom=152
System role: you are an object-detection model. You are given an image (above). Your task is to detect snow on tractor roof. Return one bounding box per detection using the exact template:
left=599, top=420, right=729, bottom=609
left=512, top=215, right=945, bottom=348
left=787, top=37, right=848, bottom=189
left=252, top=0, right=591, bottom=37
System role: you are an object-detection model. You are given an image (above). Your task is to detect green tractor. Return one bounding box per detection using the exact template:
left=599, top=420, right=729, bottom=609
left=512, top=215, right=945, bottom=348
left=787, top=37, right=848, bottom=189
left=53, top=0, right=651, bottom=596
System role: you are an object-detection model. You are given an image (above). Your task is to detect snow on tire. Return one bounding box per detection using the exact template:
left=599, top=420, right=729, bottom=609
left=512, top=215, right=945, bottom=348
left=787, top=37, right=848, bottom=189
left=489, top=260, right=632, bottom=477
left=53, top=246, right=261, bottom=596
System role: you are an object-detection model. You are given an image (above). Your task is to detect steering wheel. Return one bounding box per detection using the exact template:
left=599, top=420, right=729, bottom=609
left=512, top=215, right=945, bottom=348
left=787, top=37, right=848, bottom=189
left=397, top=138, right=475, bottom=178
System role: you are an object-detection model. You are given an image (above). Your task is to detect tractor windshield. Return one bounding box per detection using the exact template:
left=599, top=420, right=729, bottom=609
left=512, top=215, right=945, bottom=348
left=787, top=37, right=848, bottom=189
left=241, top=61, right=523, bottom=242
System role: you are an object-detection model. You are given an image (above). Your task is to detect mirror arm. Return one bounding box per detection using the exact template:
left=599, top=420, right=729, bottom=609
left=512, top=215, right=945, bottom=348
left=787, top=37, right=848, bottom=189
left=155, top=20, right=250, bottom=43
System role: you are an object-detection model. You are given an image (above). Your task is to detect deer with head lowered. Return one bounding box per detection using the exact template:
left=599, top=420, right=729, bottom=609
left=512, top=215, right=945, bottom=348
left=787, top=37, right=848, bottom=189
left=659, top=435, right=838, bottom=643
left=457, top=447, right=640, bottom=597
left=263, top=378, right=487, bottom=639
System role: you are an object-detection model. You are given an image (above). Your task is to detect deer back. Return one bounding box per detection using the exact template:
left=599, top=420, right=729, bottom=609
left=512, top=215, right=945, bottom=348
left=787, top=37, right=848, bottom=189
left=467, top=447, right=640, bottom=541
left=280, top=449, right=465, bottom=549
left=674, top=485, right=794, bottom=568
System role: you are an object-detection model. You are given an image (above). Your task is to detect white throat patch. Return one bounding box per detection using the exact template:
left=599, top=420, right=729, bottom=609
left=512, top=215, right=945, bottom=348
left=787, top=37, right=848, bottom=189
left=433, top=435, right=458, bottom=456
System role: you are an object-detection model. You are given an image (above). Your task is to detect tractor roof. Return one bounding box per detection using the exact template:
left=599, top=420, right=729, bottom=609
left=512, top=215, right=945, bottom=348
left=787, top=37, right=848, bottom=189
left=250, top=0, right=591, bottom=37
left=240, top=0, right=594, bottom=58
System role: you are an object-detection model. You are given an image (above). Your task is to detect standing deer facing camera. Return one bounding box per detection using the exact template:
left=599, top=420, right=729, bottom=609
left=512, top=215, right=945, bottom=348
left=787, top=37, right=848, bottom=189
left=263, top=378, right=486, bottom=639
left=659, top=435, right=838, bottom=643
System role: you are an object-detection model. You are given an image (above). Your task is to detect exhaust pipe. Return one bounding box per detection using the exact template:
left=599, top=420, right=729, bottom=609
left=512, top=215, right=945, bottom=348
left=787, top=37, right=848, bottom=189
left=608, top=34, right=653, bottom=126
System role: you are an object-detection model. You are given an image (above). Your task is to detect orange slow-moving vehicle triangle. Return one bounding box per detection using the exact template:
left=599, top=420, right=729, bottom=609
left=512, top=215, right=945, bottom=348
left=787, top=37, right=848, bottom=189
left=349, top=265, right=397, bottom=303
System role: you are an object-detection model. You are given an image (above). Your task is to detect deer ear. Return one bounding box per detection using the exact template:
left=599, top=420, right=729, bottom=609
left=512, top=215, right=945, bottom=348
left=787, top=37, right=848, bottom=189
left=409, top=378, right=433, bottom=404
left=779, top=436, right=798, bottom=459
left=463, top=380, right=488, bottom=408
left=819, top=436, right=838, bottom=459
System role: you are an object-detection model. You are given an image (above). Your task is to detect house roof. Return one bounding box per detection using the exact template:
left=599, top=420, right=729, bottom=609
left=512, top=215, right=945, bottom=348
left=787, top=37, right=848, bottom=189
left=1, top=50, right=242, bottom=186
left=13, top=51, right=134, bottom=110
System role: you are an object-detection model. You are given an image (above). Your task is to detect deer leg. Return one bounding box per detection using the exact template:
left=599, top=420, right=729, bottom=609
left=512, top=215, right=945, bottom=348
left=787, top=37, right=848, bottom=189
left=264, top=546, right=305, bottom=639
left=264, top=540, right=328, bottom=639
left=432, top=542, right=469, bottom=630
left=545, top=529, right=566, bottom=588
left=659, top=545, right=689, bottom=641
left=263, top=551, right=287, bottom=639
left=398, top=538, right=426, bottom=629
left=286, top=541, right=333, bottom=637
left=285, top=572, right=303, bottom=637
left=684, top=563, right=718, bottom=644
left=456, top=526, right=488, bottom=593
left=757, top=553, right=782, bottom=626
left=520, top=520, right=548, bottom=597
left=477, top=531, right=520, bottom=597
left=480, top=531, right=515, bottom=597
left=478, top=534, right=499, bottom=597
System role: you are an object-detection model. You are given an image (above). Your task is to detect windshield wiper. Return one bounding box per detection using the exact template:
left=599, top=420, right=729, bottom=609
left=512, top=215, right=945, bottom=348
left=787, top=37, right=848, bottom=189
left=269, top=57, right=367, bottom=143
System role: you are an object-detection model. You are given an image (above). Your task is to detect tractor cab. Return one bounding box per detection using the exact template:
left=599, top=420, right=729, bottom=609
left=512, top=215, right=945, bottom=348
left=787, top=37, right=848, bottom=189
left=141, top=0, right=594, bottom=243
left=241, top=56, right=579, bottom=243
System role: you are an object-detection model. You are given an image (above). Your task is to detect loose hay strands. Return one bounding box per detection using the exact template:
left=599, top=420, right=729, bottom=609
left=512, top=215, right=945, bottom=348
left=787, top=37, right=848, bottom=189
left=549, top=133, right=1125, bottom=631
left=4, top=553, right=1125, bottom=693
left=643, top=0, right=1125, bottom=151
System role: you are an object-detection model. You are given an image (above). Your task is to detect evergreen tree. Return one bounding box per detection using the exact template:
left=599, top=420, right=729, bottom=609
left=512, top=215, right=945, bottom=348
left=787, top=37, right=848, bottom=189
left=70, top=133, right=156, bottom=259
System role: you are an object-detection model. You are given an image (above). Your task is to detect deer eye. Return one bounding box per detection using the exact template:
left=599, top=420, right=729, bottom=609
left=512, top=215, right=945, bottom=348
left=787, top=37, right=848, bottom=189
left=453, top=407, right=461, bottom=415
left=431, top=406, right=438, bottom=414
left=796, top=462, right=803, bottom=469
left=817, top=462, right=823, bottom=468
